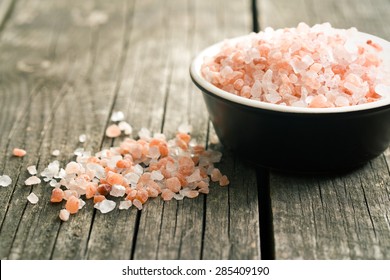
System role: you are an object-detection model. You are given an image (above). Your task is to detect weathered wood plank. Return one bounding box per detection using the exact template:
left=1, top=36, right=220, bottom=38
left=259, top=0, right=390, bottom=259
left=0, top=0, right=260, bottom=260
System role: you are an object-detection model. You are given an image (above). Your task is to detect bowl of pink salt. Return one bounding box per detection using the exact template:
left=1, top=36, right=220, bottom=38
left=190, top=23, right=390, bottom=172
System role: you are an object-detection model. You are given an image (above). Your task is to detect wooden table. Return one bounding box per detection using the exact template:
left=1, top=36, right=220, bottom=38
left=1, top=0, right=390, bottom=260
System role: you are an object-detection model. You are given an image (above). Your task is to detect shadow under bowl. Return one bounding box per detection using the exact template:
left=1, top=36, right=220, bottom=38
left=190, top=32, right=390, bottom=173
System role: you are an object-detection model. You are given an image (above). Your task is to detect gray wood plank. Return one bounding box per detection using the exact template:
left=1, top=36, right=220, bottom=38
left=0, top=0, right=260, bottom=260
left=259, top=0, right=390, bottom=259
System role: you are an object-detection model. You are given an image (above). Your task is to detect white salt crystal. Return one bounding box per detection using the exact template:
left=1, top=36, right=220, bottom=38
left=173, top=193, right=184, bottom=200
left=375, top=84, right=390, bottom=97
left=148, top=146, right=160, bottom=159
left=41, top=160, right=60, bottom=179
left=55, top=168, right=66, bottom=179
left=124, top=172, right=140, bottom=186
left=110, top=184, right=126, bottom=197
left=59, top=209, right=70, bottom=221
left=49, top=179, right=59, bottom=187
left=119, top=200, right=132, bottom=210
left=118, top=121, right=132, bottom=135
left=27, top=192, right=39, bottom=204
left=335, top=96, right=350, bottom=107
left=86, top=163, right=105, bottom=179
left=52, top=149, right=60, bottom=156
left=106, top=155, right=122, bottom=169
left=150, top=170, right=164, bottom=181
left=65, top=161, right=81, bottom=174
left=133, top=199, right=143, bottom=210
left=0, top=175, right=12, bottom=187
left=138, top=127, right=151, bottom=141
left=111, top=111, right=125, bottom=122
left=79, top=134, right=87, bottom=143
left=73, top=148, right=85, bottom=156
left=133, top=164, right=144, bottom=175
left=27, top=165, right=37, bottom=175
left=94, top=199, right=116, bottom=213
left=25, top=176, right=41, bottom=186
left=250, top=80, right=262, bottom=98
left=78, top=199, right=86, bottom=209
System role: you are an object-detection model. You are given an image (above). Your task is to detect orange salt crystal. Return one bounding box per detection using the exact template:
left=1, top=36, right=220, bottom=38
left=125, top=189, right=137, bottom=201
left=146, top=186, right=159, bottom=197
left=211, top=168, right=222, bottom=182
left=13, top=148, right=26, bottom=157
left=186, top=190, right=199, bottom=198
left=198, top=187, right=210, bottom=194
left=161, top=189, right=175, bottom=201
left=65, top=196, right=80, bottom=214
left=175, top=173, right=188, bottom=187
left=136, top=189, right=148, bottom=204
left=85, top=184, right=97, bottom=199
left=106, top=124, right=121, bottom=138
left=116, top=159, right=131, bottom=169
left=97, top=184, right=111, bottom=196
left=219, top=175, right=230, bottom=187
left=178, top=156, right=195, bottom=176
left=147, top=180, right=161, bottom=193
left=106, top=171, right=125, bottom=186
left=93, top=194, right=106, bottom=204
left=50, top=188, right=64, bottom=203
left=165, top=177, right=181, bottom=193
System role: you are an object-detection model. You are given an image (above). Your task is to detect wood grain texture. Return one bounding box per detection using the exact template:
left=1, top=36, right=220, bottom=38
left=259, top=0, right=390, bottom=259
left=0, top=0, right=260, bottom=260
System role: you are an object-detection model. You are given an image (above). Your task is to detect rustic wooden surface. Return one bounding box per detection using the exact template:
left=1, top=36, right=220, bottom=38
left=0, top=0, right=389, bottom=260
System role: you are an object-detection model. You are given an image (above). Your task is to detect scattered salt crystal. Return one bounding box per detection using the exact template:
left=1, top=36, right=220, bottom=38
left=106, top=124, right=121, bottom=138
left=133, top=199, right=143, bottom=210
left=110, top=184, right=126, bottom=197
left=118, top=121, right=132, bottom=135
left=25, top=176, right=41, bottom=186
left=119, top=200, right=132, bottom=210
left=79, top=134, right=87, bottom=143
left=211, top=168, right=222, bottom=182
left=138, top=128, right=151, bottom=141
left=49, top=179, right=59, bottom=187
left=27, top=192, right=39, bottom=204
left=13, top=148, right=26, bottom=157
left=27, top=165, right=37, bottom=175
left=219, top=175, right=230, bottom=186
left=52, top=149, right=60, bottom=156
left=41, top=160, right=60, bottom=179
left=0, top=175, right=12, bottom=187
left=78, top=199, right=86, bottom=209
left=94, top=199, right=116, bottom=213
left=173, top=193, right=184, bottom=200
left=74, top=148, right=85, bottom=156
left=150, top=170, right=164, bottom=181
left=111, top=111, right=125, bottom=122
left=59, top=209, right=70, bottom=221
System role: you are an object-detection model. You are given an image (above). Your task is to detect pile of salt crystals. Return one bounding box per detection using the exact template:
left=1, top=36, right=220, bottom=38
left=201, top=22, right=390, bottom=108
left=43, top=128, right=229, bottom=221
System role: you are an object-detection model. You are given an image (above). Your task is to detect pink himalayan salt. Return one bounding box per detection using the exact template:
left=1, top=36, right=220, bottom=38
left=25, top=176, right=41, bottom=186
left=106, top=124, right=121, bottom=138
left=59, top=209, right=70, bottom=221
left=13, top=148, right=26, bottom=157
left=27, top=192, right=39, bottom=204
left=210, top=168, right=222, bottom=182
left=201, top=22, right=389, bottom=108
left=219, top=175, right=230, bottom=187
left=37, top=125, right=228, bottom=221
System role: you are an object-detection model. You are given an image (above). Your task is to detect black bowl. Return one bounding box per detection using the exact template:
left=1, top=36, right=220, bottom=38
left=190, top=32, right=390, bottom=172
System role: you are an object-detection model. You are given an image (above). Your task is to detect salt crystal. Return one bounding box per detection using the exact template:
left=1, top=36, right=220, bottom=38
left=25, top=176, right=41, bottom=186
left=106, top=124, right=121, bottom=138
left=125, top=172, right=140, bottom=186
left=133, top=164, right=144, bottom=175
left=27, top=165, right=37, bottom=175
left=27, top=192, right=39, bottom=204
left=118, top=121, right=132, bottom=135
left=78, top=199, right=86, bottom=209
left=150, top=170, right=164, bottom=181
left=110, top=184, right=126, bottom=197
left=49, top=179, right=59, bottom=187
left=173, top=193, right=184, bottom=200
left=86, top=163, right=105, bottom=179
left=138, top=128, right=151, bottom=141
left=65, top=161, right=81, bottom=174
left=119, top=200, right=132, bottom=210
left=41, top=160, right=60, bottom=179
left=186, top=168, right=202, bottom=183
left=95, top=199, right=116, bottom=213
left=73, top=148, right=85, bottom=156
left=13, top=148, right=26, bottom=157
left=133, top=199, right=143, bottom=210
left=375, top=84, right=390, bottom=97
left=0, top=175, right=12, bottom=187
left=79, top=134, right=87, bottom=143
left=111, top=111, right=125, bottom=122
left=59, top=209, right=70, bottom=221
left=52, top=149, right=60, bottom=156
